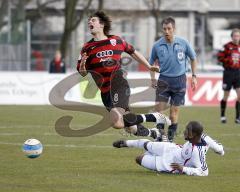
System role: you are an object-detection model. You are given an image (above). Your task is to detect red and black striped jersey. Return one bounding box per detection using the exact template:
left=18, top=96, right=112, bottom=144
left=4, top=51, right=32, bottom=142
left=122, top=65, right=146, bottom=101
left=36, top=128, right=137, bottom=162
left=217, top=42, right=240, bottom=69
left=77, top=35, right=135, bottom=93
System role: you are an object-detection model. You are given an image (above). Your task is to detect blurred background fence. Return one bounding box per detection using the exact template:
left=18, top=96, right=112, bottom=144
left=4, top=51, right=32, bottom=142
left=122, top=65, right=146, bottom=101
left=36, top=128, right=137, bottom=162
left=0, top=0, right=240, bottom=72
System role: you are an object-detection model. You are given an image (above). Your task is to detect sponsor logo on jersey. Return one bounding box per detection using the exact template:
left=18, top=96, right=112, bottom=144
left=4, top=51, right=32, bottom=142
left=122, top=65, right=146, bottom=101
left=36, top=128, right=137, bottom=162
left=231, top=53, right=239, bottom=64
left=96, top=50, right=113, bottom=58
left=110, top=39, right=117, bottom=46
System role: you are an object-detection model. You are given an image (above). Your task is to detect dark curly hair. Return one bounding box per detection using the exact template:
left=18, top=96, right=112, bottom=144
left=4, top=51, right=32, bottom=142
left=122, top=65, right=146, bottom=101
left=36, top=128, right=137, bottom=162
left=89, top=11, right=112, bottom=35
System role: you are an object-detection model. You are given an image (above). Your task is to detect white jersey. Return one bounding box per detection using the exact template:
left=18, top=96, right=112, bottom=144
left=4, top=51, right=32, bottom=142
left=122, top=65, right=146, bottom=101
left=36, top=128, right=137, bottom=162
left=149, top=134, right=224, bottom=176
left=173, top=140, right=208, bottom=176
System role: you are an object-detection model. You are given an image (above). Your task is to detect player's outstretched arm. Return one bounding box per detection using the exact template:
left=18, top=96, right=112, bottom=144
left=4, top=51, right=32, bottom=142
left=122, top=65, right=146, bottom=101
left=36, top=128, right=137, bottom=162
left=201, top=134, right=225, bottom=156
left=171, top=162, right=208, bottom=176
left=130, top=50, right=159, bottom=73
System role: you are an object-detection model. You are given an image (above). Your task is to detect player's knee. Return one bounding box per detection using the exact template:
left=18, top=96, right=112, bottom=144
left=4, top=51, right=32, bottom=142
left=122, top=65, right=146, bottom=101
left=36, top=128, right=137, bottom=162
left=110, top=116, right=124, bottom=129
left=110, top=109, right=124, bottom=129
left=135, top=155, right=144, bottom=166
left=111, top=119, right=124, bottom=129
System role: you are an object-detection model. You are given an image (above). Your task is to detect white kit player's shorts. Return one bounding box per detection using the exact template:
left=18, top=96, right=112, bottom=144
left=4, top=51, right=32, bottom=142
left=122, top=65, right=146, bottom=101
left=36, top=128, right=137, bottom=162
left=141, top=142, right=181, bottom=172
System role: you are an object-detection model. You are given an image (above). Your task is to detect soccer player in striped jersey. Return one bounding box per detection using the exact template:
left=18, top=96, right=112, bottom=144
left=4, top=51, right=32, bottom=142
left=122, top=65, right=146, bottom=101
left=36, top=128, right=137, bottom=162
left=77, top=11, right=171, bottom=138
left=218, top=28, right=240, bottom=123
left=113, top=121, right=224, bottom=176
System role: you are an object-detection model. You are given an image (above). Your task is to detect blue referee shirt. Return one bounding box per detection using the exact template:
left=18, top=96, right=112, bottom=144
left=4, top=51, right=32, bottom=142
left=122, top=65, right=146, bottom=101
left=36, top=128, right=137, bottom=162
left=149, top=36, right=196, bottom=77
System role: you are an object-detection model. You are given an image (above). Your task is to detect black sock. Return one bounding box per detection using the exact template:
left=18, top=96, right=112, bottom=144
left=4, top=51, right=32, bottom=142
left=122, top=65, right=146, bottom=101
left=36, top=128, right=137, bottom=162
left=134, top=124, right=150, bottom=137
left=144, top=114, right=157, bottom=122
left=123, top=113, right=143, bottom=127
left=220, top=100, right=227, bottom=117
left=235, top=101, right=240, bottom=119
left=123, top=113, right=158, bottom=127
left=168, top=124, right=178, bottom=141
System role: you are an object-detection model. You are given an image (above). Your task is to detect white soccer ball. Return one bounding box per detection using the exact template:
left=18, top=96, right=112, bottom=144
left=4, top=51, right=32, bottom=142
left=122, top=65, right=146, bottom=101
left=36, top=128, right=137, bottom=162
left=22, top=139, right=43, bottom=158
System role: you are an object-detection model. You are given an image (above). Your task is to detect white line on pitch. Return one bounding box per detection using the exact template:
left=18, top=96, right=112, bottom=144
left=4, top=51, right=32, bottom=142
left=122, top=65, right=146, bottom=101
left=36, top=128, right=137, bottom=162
left=0, top=141, right=112, bottom=149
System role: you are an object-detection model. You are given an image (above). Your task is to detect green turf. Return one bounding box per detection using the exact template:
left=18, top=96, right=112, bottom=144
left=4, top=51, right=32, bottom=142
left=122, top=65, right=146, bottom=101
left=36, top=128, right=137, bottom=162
left=0, top=105, right=239, bottom=192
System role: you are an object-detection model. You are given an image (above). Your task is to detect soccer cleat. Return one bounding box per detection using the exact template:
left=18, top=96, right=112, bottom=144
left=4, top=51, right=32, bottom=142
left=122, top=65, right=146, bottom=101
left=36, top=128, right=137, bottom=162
left=150, top=128, right=169, bottom=142
left=156, top=134, right=169, bottom=142
left=220, top=116, right=227, bottom=123
left=235, top=118, right=240, bottom=124
left=112, top=140, right=127, bottom=148
left=152, top=112, right=171, bottom=126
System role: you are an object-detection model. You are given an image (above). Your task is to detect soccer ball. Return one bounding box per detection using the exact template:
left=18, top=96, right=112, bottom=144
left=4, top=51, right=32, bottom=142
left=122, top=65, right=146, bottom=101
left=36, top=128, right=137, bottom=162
left=22, top=138, right=43, bottom=158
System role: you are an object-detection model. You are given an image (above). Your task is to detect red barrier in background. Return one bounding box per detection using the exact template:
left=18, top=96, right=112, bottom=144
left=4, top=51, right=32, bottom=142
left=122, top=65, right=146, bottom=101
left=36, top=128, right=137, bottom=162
left=186, top=75, right=236, bottom=106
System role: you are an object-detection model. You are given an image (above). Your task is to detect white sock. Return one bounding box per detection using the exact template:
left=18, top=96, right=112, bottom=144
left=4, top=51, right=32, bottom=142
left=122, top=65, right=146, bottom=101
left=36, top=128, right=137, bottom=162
left=140, top=114, right=146, bottom=122
left=126, top=139, right=150, bottom=148
left=147, top=129, right=152, bottom=137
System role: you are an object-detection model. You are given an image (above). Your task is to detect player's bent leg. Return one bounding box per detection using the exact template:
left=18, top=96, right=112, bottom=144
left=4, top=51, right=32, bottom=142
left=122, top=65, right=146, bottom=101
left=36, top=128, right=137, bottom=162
left=122, top=111, right=171, bottom=127
left=137, top=154, right=157, bottom=171
left=111, top=112, right=161, bottom=139
left=144, top=141, right=169, bottom=156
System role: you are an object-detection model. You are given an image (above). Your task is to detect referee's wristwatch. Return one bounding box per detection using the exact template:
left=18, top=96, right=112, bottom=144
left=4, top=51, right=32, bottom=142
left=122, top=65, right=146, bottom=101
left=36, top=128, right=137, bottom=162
left=192, top=74, right=197, bottom=78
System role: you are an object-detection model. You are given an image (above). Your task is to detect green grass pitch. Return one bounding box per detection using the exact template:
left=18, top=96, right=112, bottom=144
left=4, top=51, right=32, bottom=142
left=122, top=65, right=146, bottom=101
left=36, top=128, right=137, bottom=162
left=0, top=105, right=239, bottom=192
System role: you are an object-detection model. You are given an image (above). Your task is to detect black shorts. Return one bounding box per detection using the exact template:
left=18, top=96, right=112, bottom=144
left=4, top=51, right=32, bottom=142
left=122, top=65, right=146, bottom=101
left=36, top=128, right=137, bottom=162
left=222, top=69, right=240, bottom=91
left=101, top=70, right=130, bottom=111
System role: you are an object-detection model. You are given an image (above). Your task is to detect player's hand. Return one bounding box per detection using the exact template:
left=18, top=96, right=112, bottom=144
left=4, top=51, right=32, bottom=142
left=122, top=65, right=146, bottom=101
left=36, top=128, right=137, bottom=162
left=150, top=66, right=160, bottom=73
left=80, top=53, right=88, bottom=69
left=170, top=163, right=183, bottom=172
left=191, top=76, right=197, bottom=91
left=78, top=52, right=88, bottom=76
left=214, top=149, right=225, bottom=156
left=151, top=79, right=157, bottom=89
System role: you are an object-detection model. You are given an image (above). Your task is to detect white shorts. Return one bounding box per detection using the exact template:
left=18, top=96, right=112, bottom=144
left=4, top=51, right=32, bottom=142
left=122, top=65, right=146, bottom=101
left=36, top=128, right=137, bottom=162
left=141, top=142, right=180, bottom=172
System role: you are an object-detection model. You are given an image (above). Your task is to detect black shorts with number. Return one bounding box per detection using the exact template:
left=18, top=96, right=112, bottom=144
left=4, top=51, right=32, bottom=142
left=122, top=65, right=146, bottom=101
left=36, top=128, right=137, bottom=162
left=101, top=70, right=130, bottom=111
left=222, top=69, right=240, bottom=91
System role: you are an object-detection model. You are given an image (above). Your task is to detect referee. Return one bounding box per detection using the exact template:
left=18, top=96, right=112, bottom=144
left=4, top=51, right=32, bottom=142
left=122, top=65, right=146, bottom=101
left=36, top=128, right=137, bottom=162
left=149, top=16, right=198, bottom=141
